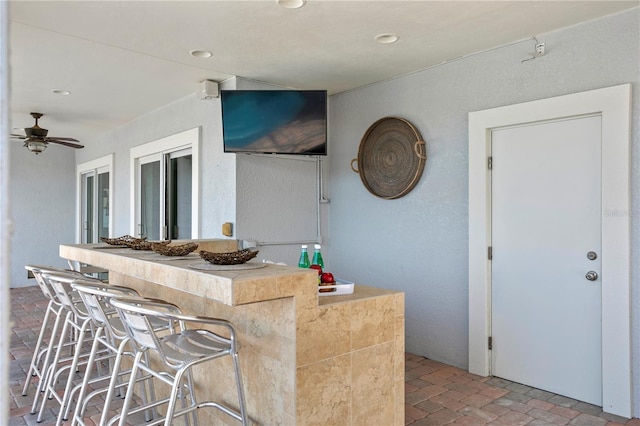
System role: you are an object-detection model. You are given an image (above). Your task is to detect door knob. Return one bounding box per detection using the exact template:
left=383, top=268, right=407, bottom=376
left=585, top=271, right=598, bottom=281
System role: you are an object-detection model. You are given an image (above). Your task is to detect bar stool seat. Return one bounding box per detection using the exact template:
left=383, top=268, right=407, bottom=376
left=109, top=296, right=248, bottom=426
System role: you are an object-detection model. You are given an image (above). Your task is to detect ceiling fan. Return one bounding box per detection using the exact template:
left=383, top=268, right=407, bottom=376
left=11, top=112, right=84, bottom=154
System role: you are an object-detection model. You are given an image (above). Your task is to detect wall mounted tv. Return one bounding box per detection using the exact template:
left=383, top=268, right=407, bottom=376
left=221, top=90, right=327, bottom=155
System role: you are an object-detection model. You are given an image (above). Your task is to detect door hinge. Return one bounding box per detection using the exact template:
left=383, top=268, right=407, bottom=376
left=488, top=156, right=493, bottom=170
left=488, top=336, right=493, bottom=350
left=488, top=246, right=492, bottom=260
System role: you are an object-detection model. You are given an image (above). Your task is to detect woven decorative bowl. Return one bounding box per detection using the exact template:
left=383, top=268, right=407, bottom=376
left=151, top=242, right=198, bottom=257
left=129, top=239, right=170, bottom=251
left=100, top=235, right=144, bottom=246
left=199, top=249, right=259, bottom=265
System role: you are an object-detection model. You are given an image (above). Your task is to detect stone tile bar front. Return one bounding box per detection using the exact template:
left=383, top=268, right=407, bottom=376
left=60, top=241, right=404, bottom=425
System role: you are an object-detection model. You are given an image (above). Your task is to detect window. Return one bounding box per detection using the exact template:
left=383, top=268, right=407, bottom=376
left=77, top=155, right=114, bottom=243
left=130, top=128, right=199, bottom=240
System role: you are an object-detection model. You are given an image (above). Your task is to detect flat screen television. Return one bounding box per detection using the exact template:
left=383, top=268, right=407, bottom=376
left=221, top=90, right=327, bottom=155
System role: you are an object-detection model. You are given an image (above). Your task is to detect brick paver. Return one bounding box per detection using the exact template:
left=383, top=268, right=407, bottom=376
left=401, top=353, right=638, bottom=425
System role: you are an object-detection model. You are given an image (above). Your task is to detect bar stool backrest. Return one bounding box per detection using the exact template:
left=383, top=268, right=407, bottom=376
left=25, top=265, right=84, bottom=306
left=41, top=272, right=99, bottom=320
left=110, top=297, right=182, bottom=358
left=71, top=281, right=139, bottom=332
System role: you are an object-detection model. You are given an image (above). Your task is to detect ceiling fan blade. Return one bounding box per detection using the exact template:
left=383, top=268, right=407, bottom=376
left=10, top=134, right=27, bottom=139
left=47, top=139, right=84, bottom=149
left=46, top=136, right=80, bottom=142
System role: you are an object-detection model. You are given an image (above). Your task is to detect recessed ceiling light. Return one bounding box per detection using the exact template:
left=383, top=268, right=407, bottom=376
left=375, top=33, right=399, bottom=44
left=189, top=50, right=213, bottom=59
left=52, top=89, right=71, bottom=95
left=276, top=0, right=305, bottom=9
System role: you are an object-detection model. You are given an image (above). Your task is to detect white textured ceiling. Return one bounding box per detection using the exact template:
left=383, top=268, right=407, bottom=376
left=8, top=0, right=638, bottom=146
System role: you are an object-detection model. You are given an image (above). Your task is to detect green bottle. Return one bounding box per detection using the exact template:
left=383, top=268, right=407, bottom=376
left=311, top=244, right=324, bottom=269
left=298, top=245, right=310, bottom=268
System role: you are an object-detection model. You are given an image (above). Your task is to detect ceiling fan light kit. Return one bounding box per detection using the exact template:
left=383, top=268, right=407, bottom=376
left=26, top=140, right=47, bottom=154
left=10, top=112, right=84, bottom=155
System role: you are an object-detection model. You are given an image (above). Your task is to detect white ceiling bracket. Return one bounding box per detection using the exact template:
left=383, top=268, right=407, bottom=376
left=521, top=36, right=546, bottom=63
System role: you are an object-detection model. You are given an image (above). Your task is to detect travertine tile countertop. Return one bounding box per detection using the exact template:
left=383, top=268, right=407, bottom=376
left=60, top=241, right=405, bottom=425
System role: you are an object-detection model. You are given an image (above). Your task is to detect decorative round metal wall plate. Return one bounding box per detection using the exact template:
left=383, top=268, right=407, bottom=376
left=351, top=117, right=426, bottom=199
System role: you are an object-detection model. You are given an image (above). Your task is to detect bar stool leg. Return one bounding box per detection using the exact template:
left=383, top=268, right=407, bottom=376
left=98, top=350, right=158, bottom=426
left=233, top=353, right=248, bottom=425
left=185, top=370, right=198, bottom=426
left=21, top=299, right=53, bottom=396
left=55, top=320, right=94, bottom=425
left=61, top=325, right=104, bottom=423
left=30, top=309, right=70, bottom=416
left=116, top=351, right=144, bottom=426
left=164, top=366, right=189, bottom=426
left=69, top=328, right=103, bottom=425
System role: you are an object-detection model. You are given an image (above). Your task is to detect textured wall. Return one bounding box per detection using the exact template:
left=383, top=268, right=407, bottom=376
left=9, top=141, right=76, bottom=287
left=233, top=77, right=327, bottom=266
left=236, top=154, right=320, bottom=265
left=328, top=8, right=639, bottom=415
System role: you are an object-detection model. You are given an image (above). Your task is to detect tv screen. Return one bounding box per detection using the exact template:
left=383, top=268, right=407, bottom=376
left=221, top=90, right=327, bottom=155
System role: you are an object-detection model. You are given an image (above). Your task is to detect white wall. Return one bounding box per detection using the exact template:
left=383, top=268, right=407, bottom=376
left=236, top=154, right=321, bottom=264
left=328, top=8, right=639, bottom=416
left=9, top=141, right=76, bottom=287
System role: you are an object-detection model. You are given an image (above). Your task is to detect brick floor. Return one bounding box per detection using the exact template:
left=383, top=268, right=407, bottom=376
left=8, top=286, right=640, bottom=425
left=404, top=353, right=637, bottom=426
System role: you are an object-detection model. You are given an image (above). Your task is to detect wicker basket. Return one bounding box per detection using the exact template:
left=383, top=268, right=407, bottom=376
left=100, top=235, right=144, bottom=246
left=129, top=239, right=170, bottom=251
left=151, top=242, right=198, bottom=257
left=199, top=249, right=259, bottom=265
left=350, top=117, right=426, bottom=199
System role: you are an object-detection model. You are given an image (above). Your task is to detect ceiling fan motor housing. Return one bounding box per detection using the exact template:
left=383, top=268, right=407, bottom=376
left=25, top=126, right=48, bottom=138
left=25, top=112, right=48, bottom=138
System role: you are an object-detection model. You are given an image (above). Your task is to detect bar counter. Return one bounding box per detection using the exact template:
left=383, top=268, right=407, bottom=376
left=60, top=241, right=405, bottom=425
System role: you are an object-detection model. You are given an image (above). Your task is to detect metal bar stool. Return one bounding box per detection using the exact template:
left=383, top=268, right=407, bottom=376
left=69, top=281, right=164, bottom=426
left=22, top=266, right=78, bottom=398
left=109, top=296, right=248, bottom=426
left=36, top=271, right=106, bottom=424
left=21, top=266, right=92, bottom=415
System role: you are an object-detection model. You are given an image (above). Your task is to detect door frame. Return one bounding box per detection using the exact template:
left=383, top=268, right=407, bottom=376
left=76, top=154, right=114, bottom=242
left=130, top=127, right=200, bottom=239
left=468, top=84, right=631, bottom=417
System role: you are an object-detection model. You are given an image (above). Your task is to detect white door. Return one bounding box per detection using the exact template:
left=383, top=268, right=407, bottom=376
left=491, top=115, right=602, bottom=405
